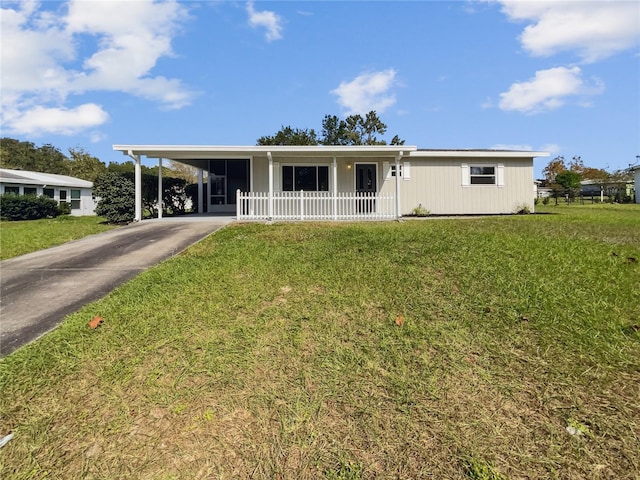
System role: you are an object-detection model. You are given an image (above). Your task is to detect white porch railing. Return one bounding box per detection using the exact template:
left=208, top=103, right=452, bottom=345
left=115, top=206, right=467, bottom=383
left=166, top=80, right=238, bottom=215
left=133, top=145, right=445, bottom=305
left=236, top=190, right=396, bottom=220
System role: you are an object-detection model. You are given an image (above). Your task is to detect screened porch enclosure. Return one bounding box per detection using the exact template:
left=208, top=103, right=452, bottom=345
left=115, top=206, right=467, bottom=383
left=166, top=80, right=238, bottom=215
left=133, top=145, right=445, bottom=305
left=208, top=159, right=250, bottom=212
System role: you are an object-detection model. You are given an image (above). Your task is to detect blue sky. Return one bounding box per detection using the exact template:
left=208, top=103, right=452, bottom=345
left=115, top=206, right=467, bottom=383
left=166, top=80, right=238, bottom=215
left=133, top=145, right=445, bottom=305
left=2, top=0, right=639, bottom=178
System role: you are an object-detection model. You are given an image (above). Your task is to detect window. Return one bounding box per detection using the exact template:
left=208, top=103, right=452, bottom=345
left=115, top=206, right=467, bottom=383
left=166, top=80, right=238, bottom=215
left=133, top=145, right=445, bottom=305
left=71, top=189, right=81, bottom=209
left=59, top=190, right=68, bottom=204
left=24, top=187, right=37, bottom=196
left=43, top=188, right=55, bottom=198
left=462, top=164, right=504, bottom=187
left=470, top=166, right=496, bottom=185
left=4, top=186, right=19, bottom=194
left=384, top=161, right=410, bottom=180
left=282, top=165, right=329, bottom=191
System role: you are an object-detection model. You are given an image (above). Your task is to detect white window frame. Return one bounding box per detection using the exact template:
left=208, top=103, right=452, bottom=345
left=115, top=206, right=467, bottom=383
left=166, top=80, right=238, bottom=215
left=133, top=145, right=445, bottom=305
left=462, top=163, right=504, bottom=187
left=384, top=161, right=411, bottom=180
left=70, top=189, right=81, bottom=210
left=281, top=163, right=331, bottom=192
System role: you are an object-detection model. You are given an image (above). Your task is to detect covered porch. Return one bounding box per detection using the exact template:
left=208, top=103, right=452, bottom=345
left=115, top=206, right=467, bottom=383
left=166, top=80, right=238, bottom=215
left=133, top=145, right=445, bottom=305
left=112, top=145, right=416, bottom=221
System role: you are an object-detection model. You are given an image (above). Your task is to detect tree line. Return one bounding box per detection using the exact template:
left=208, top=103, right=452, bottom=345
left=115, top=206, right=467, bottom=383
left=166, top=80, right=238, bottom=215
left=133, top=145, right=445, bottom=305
left=257, top=111, right=404, bottom=146
left=0, top=137, right=196, bottom=183
left=541, top=155, right=634, bottom=202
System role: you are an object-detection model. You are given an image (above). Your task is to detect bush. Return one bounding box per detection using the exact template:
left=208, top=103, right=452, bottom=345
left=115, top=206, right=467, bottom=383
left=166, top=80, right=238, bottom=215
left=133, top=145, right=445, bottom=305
left=0, top=194, right=60, bottom=221
left=411, top=204, right=430, bottom=217
left=93, top=173, right=135, bottom=224
left=514, top=203, right=531, bottom=214
left=57, top=202, right=71, bottom=216
left=542, top=196, right=550, bottom=205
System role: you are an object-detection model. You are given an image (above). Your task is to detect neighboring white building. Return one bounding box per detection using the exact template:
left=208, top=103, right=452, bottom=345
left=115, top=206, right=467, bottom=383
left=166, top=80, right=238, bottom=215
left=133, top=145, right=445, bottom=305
left=0, top=169, right=96, bottom=216
left=633, top=166, right=640, bottom=204
left=113, top=145, right=549, bottom=221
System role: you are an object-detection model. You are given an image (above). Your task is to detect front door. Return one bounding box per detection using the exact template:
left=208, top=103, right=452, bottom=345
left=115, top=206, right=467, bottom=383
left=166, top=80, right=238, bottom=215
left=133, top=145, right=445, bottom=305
left=355, top=163, right=377, bottom=213
left=209, top=159, right=249, bottom=212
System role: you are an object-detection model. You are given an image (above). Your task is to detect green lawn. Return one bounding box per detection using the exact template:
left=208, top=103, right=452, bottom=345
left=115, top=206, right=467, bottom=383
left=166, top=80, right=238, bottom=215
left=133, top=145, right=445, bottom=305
left=1, top=205, right=639, bottom=479
left=0, top=216, right=115, bottom=260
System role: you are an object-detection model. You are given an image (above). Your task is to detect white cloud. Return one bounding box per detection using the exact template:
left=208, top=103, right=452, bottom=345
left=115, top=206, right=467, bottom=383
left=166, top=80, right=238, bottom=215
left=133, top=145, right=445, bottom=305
left=0, top=0, right=193, bottom=136
left=540, top=143, right=561, bottom=155
left=246, top=1, right=283, bottom=42
left=8, top=104, right=109, bottom=136
left=495, top=0, right=640, bottom=63
left=331, top=69, right=398, bottom=115
left=498, top=66, right=604, bottom=114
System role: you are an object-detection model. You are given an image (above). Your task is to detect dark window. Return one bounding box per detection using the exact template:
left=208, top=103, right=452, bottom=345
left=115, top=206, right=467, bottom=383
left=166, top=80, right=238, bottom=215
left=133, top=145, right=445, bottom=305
left=470, top=166, right=496, bottom=185
left=4, top=186, right=19, bottom=194
left=24, top=187, right=37, bottom=196
left=43, top=188, right=55, bottom=198
left=71, top=189, right=81, bottom=209
left=282, top=166, right=329, bottom=191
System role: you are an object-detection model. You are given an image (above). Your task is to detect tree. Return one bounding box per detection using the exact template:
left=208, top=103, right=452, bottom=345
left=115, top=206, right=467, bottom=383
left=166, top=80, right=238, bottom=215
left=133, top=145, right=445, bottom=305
left=94, top=173, right=135, bottom=223
left=0, top=138, right=69, bottom=174
left=257, top=111, right=405, bottom=146
left=257, top=126, right=318, bottom=145
left=555, top=170, right=582, bottom=197
left=542, top=156, right=567, bottom=186
left=167, top=160, right=198, bottom=183
left=68, top=147, right=107, bottom=182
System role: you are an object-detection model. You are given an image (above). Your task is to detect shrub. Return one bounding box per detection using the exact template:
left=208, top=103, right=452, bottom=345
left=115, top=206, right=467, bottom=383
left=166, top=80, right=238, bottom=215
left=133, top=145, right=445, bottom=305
left=411, top=203, right=430, bottom=217
left=57, top=202, right=71, bottom=216
left=0, top=194, right=60, bottom=221
left=542, top=196, right=550, bottom=205
left=93, top=172, right=135, bottom=224
left=514, top=203, right=531, bottom=214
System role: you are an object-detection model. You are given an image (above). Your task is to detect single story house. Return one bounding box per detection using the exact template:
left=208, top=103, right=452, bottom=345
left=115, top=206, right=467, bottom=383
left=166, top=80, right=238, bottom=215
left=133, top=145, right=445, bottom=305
left=112, top=145, right=549, bottom=221
left=581, top=178, right=635, bottom=200
left=0, top=168, right=96, bottom=216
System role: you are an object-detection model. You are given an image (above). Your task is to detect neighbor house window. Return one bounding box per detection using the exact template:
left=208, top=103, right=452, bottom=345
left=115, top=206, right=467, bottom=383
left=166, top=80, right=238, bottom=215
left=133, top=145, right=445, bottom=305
left=470, top=166, right=496, bottom=184
left=24, top=187, right=37, bottom=196
left=70, top=190, right=81, bottom=209
left=59, top=190, right=68, bottom=205
left=43, top=188, right=55, bottom=198
left=4, top=186, right=19, bottom=194
left=282, top=165, right=329, bottom=191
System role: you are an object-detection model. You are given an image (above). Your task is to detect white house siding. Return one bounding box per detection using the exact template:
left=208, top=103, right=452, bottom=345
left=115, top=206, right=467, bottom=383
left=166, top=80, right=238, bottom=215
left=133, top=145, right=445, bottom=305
left=0, top=182, right=96, bottom=217
left=381, top=157, right=535, bottom=215
left=635, top=168, right=640, bottom=204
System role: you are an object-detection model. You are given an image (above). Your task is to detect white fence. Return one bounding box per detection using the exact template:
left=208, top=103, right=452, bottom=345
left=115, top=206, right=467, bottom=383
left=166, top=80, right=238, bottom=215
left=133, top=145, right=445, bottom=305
left=237, top=190, right=396, bottom=220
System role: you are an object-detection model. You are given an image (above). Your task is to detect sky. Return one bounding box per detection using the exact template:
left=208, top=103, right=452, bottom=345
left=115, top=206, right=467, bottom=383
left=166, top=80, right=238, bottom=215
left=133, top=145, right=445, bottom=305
left=1, top=0, right=639, bottom=179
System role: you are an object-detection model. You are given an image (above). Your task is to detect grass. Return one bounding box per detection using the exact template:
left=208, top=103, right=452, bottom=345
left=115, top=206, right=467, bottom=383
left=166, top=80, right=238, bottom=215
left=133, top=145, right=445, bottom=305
left=0, top=216, right=115, bottom=260
left=1, top=204, right=639, bottom=478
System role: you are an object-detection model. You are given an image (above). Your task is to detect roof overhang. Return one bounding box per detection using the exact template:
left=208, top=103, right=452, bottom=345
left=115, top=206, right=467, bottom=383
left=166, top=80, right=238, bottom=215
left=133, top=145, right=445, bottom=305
left=113, top=144, right=417, bottom=160
left=409, top=149, right=549, bottom=158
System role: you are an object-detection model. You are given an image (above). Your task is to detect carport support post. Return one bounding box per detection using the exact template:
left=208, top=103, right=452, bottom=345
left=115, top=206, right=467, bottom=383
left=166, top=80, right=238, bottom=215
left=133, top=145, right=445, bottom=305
left=332, top=156, right=337, bottom=220
left=157, top=158, right=163, bottom=219
left=267, top=152, right=273, bottom=219
left=128, top=150, right=142, bottom=222
left=395, top=152, right=403, bottom=219
left=197, top=168, right=203, bottom=214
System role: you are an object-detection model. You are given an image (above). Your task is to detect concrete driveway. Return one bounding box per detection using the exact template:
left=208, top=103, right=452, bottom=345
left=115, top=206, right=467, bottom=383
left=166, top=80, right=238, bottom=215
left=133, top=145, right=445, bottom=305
left=0, top=218, right=233, bottom=357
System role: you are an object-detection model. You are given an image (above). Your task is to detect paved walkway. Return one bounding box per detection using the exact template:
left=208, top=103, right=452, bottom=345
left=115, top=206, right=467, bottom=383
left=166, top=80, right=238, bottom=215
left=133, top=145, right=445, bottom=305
left=0, top=218, right=233, bottom=357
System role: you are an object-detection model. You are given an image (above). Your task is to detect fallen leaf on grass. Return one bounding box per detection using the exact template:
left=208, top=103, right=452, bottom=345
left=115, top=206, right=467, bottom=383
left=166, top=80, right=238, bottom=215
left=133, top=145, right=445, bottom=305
left=395, top=315, right=404, bottom=326
left=88, top=316, right=103, bottom=329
